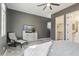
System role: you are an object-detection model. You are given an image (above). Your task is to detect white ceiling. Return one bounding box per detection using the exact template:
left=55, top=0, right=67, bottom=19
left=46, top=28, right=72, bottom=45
left=6, top=3, right=75, bottom=18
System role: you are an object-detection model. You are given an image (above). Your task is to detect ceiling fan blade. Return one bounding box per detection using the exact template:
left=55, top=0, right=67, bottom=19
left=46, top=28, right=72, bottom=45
left=51, top=3, right=60, bottom=6
left=43, top=6, right=47, bottom=10
left=37, top=4, right=46, bottom=6
left=49, top=6, right=52, bottom=10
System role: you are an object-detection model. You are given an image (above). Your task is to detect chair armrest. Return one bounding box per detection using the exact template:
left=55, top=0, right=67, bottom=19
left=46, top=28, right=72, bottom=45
left=17, top=38, right=28, bottom=42
left=17, top=37, right=23, bottom=40
left=17, top=37, right=27, bottom=41
left=17, top=37, right=22, bottom=39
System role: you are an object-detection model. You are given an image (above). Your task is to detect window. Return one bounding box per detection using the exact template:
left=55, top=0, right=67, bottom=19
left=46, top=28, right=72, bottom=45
left=1, top=3, right=6, bottom=37
left=47, top=22, right=51, bottom=29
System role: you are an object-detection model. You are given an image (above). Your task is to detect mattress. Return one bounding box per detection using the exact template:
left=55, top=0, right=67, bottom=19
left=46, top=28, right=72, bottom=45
left=48, top=40, right=79, bottom=56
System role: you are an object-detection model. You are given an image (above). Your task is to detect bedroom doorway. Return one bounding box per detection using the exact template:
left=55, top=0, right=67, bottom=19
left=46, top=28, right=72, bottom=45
left=55, top=15, right=64, bottom=40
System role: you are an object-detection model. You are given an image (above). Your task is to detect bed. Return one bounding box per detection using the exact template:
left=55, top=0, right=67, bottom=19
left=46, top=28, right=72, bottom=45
left=24, top=40, right=79, bottom=56
left=48, top=40, right=79, bottom=56
left=24, top=40, right=52, bottom=56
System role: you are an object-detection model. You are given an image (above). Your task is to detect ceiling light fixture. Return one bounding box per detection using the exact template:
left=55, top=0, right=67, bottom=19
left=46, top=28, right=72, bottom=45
left=37, top=3, right=60, bottom=10
left=47, top=3, right=50, bottom=6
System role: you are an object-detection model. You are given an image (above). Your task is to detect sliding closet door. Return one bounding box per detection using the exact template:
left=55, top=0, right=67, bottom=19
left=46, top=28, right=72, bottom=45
left=66, top=10, right=79, bottom=42
left=55, top=15, right=64, bottom=40
left=73, top=11, right=79, bottom=42
left=66, top=13, right=73, bottom=41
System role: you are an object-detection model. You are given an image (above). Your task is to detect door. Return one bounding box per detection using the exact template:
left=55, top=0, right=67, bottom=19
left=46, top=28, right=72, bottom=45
left=66, top=10, right=79, bottom=42
left=66, top=13, right=73, bottom=41
left=55, top=15, right=64, bottom=40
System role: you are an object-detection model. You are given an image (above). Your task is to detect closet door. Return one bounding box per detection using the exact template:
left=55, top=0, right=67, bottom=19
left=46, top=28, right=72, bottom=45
left=55, top=15, right=64, bottom=40
left=66, top=13, right=73, bottom=41
left=66, top=10, right=79, bottom=42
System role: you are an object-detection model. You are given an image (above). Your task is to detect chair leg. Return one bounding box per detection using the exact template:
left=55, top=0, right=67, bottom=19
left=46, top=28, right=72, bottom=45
left=14, top=42, right=16, bottom=47
left=20, top=44, right=22, bottom=48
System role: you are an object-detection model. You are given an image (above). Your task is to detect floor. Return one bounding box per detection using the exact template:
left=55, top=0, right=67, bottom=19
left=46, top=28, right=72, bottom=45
left=3, top=38, right=51, bottom=56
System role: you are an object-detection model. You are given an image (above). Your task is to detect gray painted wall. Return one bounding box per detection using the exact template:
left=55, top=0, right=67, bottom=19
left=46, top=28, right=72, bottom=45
left=7, top=9, right=50, bottom=38
left=0, top=3, right=1, bottom=37
left=51, top=3, right=79, bottom=40
left=51, top=15, right=55, bottom=40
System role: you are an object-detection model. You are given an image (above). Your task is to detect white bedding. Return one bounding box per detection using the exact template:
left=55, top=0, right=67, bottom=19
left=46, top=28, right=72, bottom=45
left=48, top=40, right=79, bottom=56
left=24, top=41, right=52, bottom=56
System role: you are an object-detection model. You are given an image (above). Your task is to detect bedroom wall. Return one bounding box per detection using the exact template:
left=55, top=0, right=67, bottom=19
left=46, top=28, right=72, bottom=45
left=51, top=3, right=79, bottom=40
left=7, top=9, right=50, bottom=38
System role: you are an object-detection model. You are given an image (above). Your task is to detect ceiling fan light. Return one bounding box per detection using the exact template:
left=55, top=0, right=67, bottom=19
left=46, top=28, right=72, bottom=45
left=47, top=3, right=50, bottom=6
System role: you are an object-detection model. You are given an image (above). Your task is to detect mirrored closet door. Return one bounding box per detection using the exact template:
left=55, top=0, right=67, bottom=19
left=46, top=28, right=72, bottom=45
left=55, top=15, right=64, bottom=40
left=66, top=10, right=79, bottom=42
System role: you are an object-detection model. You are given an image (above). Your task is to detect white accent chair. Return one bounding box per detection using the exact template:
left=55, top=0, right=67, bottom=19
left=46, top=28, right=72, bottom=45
left=8, top=33, right=27, bottom=48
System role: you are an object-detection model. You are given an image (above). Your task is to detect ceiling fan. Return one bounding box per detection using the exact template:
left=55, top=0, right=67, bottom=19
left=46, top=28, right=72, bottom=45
left=37, top=3, right=60, bottom=10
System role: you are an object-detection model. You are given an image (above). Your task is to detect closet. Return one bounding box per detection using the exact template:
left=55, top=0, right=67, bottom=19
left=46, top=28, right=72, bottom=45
left=66, top=10, right=79, bottom=42
left=55, top=15, right=64, bottom=40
